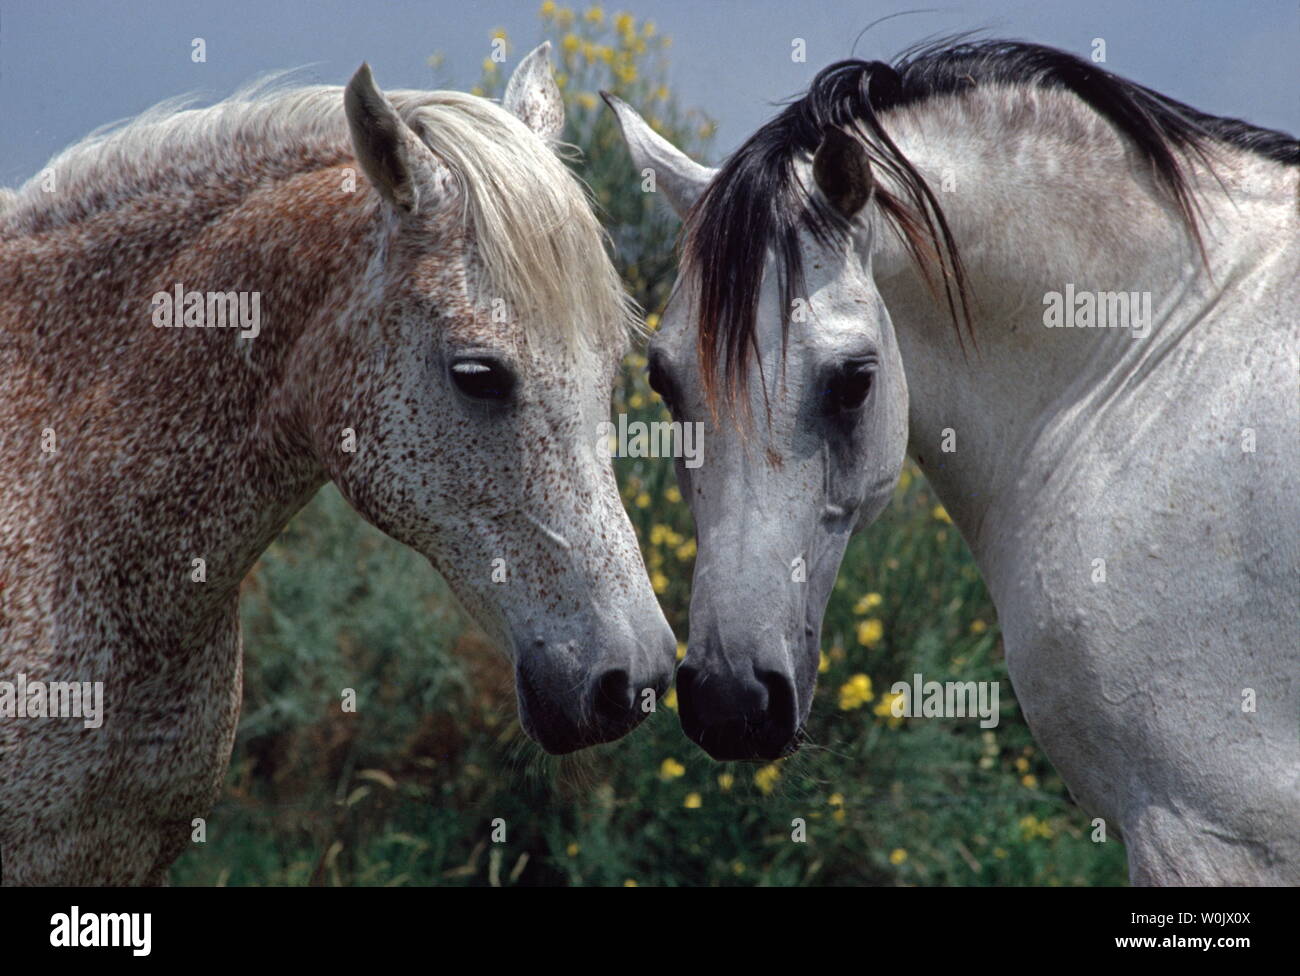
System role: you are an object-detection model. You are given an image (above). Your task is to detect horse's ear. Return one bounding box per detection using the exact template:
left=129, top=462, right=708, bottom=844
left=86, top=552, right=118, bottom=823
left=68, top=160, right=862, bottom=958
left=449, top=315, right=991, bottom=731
left=503, top=43, right=564, bottom=141
left=602, top=92, right=715, bottom=218
left=344, top=63, right=420, bottom=215
left=812, top=127, right=872, bottom=218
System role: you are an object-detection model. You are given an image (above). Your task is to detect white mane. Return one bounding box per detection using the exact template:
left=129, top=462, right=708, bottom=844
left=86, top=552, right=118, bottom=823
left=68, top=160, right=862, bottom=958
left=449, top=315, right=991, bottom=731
left=0, top=74, right=637, bottom=351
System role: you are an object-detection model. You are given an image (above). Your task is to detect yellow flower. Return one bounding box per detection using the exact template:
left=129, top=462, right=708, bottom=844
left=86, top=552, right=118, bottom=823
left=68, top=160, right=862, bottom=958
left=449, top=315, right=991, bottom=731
left=1018, top=815, right=1053, bottom=840
left=598, top=45, right=614, bottom=64
left=889, top=848, right=908, bottom=865
left=482, top=57, right=496, bottom=73
left=623, top=878, right=638, bottom=886
left=561, top=33, right=580, bottom=54
left=853, top=592, right=883, bottom=614
left=540, top=0, right=556, bottom=17
left=970, top=619, right=988, bottom=635
left=659, top=757, right=685, bottom=780
left=856, top=618, right=884, bottom=648
left=643, top=19, right=656, bottom=37
left=932, top=504, right=952, bottom=524
left=1021, top=774, right=1038, bottom=789
left=615, top=12, right=634, bottom=33
left=585, top=5, right=604, bottom=24
left=818, top=650, right=829, bottom=673
left=675, top=641, right=687, bottom=661
left=635, top=492, right=650, bottom=508
left=754, top=764, right=781, bottom=795
left=645, top=313, right=660, bottom=330
left=491, top=26, right=507, bottom=41
left=582, top=41, right=596, bottom=64
left=828, top=793, right=844, bottom=807
left=617, top=64, right=637, bottom=84
left=874, top=691, right=905, bottom=728
left=898, top=467, right=913, bottom=491
left=663, top=687, right=678, bottom=711
left=556, top=7, right=574, bottom=27
left=716, top=773, right=735, bottom=792
left=566, top=842, right=580, bottom=856
left=577, top=92, right=598, bottom=111
left=839, top=673, right=873, bottom=710
left=732, top=861, right=745, bottom=875
left=665, top=484, right=682, bottom=504
left=684, top=792, right=702, bottom=809
left=1014, top=756, right=1029, bottom=773
left=675, top=539, right=696, bottom=560
left=653, top=84, right=669, bottom=102
left=651, top=570, right=668, bottom=594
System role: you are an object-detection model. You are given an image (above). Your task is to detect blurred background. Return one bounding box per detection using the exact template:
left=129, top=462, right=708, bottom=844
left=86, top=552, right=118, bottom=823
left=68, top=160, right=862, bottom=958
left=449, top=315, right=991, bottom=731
left=9, top=1, right=1293, bottom=885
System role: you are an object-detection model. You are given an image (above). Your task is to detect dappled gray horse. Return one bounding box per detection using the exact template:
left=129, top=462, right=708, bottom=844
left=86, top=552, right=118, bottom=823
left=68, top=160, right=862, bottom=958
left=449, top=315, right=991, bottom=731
left=608, top=39, right=1298, bottom=884
left=0, top=45, right=674, bottom=884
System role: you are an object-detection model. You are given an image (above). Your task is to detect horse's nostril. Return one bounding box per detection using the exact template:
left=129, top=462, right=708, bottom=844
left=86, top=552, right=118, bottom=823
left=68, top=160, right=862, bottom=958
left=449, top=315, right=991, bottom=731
left=756, top=668, right=795, bottom=726
left=676, top=662, right=799, bottom=761
left=676, top=662, right=700, bottom=695
left=592, top=668, right=634, bottom=721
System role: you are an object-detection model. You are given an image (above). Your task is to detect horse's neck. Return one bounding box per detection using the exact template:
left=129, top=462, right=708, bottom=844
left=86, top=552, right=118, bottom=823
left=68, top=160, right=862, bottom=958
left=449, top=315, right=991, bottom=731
left=11, top=166, right=377, bottom=647
left=872, top=106, right=1294, bottom=594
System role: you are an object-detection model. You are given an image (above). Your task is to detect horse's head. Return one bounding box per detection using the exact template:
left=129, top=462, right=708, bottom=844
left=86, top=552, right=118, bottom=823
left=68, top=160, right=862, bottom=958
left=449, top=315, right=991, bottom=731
left=607, top=97, right=910, bottom=760
left=314, top=49, right=675, bottom=753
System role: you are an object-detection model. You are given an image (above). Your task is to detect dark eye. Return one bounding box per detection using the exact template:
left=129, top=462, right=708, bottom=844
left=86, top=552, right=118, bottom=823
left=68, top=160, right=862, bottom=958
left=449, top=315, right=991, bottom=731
left=450, top=357, right=516, bottom=402
left=647, top=353, right=676, bottom=408
left=822, top=358, right=876, bottom=414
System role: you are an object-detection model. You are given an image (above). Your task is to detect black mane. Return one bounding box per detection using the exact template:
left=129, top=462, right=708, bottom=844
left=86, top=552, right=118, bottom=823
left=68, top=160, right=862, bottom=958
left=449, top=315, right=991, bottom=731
left=683, top=38, right=1299, bottom=413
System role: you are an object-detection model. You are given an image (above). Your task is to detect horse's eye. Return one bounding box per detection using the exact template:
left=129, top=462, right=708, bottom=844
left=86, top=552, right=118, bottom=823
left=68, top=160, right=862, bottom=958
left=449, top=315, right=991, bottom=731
left=450, top=358, right=516, bottom=402
left=823, top=358, right=876, bottom=413
left=647, top=355, right=676, bottom=408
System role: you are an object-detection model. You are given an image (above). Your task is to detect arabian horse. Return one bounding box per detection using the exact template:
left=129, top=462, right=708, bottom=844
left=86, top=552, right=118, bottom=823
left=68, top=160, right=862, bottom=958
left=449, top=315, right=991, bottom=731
left=607, top=39, right=1298, bottom=884
left=0, top=44, right=674, bottom=884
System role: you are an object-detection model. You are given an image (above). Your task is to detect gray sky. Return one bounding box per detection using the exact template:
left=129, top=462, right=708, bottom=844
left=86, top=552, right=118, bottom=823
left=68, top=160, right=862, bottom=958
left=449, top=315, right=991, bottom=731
left=1, top=0, right=1296, bottom=186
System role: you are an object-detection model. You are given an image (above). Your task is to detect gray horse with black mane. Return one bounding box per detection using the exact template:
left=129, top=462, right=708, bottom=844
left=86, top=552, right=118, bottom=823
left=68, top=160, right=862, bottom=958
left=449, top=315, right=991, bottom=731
left=607, top=38, right=1298, bottom=884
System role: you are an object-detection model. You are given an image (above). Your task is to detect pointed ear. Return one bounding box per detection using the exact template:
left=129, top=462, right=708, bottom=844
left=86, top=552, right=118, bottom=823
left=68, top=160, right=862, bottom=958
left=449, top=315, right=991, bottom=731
left=503, top=42, right=564, bottom=141
left=601, top=92, right=715, bottom=217
left=812, top=127, right=872, bottom=218
left=344, top=62, right=420, bottom=214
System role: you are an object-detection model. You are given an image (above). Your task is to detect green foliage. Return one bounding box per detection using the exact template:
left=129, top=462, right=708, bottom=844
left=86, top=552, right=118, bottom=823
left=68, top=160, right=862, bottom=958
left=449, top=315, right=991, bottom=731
left=171, top=5, right=1128, bottom=887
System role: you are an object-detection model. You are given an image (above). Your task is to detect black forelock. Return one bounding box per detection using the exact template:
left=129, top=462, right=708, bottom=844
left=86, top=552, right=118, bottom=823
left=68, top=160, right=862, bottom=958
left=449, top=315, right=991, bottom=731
left=682, top=37, right=1298, bottom=416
